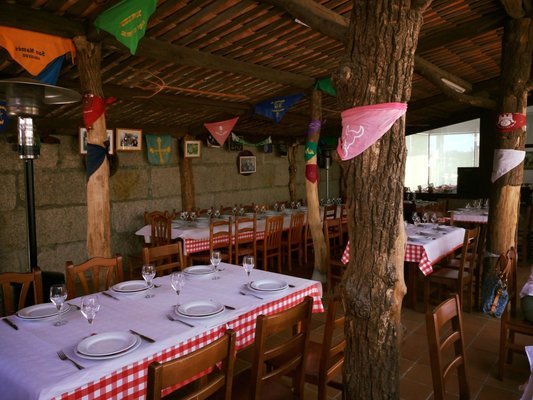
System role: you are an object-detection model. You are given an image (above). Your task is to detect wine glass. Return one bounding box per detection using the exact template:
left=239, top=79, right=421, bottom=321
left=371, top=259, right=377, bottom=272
left=170, top=272, right=185, bottom=306
left=243, top=255, right=254, bottom=285
left=211, top=250, right=222, bottom=280
left=430, top=213, right=438, bottom=224
left=422, top=212, right=429, bottom=224
left=50, top=284, right=68, bottom=327
left=412, top=212, right=420, bottom=226
left=80, top=295, right=100, bottom=335
left=142, top=264, right=156, bottom=298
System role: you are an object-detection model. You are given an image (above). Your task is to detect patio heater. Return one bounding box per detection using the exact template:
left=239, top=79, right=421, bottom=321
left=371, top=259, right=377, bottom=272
left=324, top=150, right=332, bottom=199
left=0, top=78, right=81, bottom=272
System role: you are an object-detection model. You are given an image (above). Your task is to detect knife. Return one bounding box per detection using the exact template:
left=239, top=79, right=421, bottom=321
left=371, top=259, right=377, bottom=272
left=3, top=318, right=18, bottom=330
left=102, top=291, right=120, bottom=301
left=129, top=329, right=155, bottom=343
left=224, top=304, right=236, bottom=310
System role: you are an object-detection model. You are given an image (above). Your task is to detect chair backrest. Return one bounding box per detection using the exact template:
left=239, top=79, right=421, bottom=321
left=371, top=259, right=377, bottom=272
left=146, top=329, right=236, bottom=400
left=324, top=218, right=343, bottom=259
left=210, top=219, right=233, bottom=261
left=144, top=210, right=167, bottom=225
left=318, top=294, right=345, bottom=385
left=457, top=226, right=480, bottom=282
left=150, top=212, right=172, bottom=247
left=323, top=204, right=337, bottom=221
left=65, top=255, right=123, bottom=299
left=263, top=215, right=284, bottom=251
left=426, top=294, right=470, bottom=400
left=498, top=247, right=517, bottom=315
left=250, top=296, right=313, bottom=399
left=234, top=216, right=257, bottom=263
left=288, top=212, right=305, bottom=245
left=0, top=267, right=43, bottom=316
left=143, top=242, right=185, bottom=277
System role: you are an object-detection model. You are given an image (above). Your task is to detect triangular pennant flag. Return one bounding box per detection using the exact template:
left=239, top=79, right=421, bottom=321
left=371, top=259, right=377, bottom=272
left=314, top=77, right=336, bottom=96
left=204, top=117, right=239, bottom=146
left=36, top=55, right=64, bottom=85
left=94, top=0, right=157, bottom=55
left=0, top=27, right=75, bottom=76
left=0, top=101, right=9, bottom=133
left=336, top=102, right=407, bottom=161
left=146, top=134, right=172, bottom=165
left=254, top=93, right=304, bottom=123
left=491, top=149, right=525, bottom=182
left=83, top=94, right=117, bottom=129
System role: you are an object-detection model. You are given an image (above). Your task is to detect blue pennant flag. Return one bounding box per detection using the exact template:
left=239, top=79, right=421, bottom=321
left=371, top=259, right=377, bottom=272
left=254, top=93, right=304, bottom=123
left=0, top=101, right=9, bottom=132
left=146, top=134, right=172, bottom=165
left=36, top=55, right=64, bottom=85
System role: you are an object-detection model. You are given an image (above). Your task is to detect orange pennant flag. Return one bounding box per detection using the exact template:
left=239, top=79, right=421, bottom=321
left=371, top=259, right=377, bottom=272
left=0, top=26, right=76, bottom=76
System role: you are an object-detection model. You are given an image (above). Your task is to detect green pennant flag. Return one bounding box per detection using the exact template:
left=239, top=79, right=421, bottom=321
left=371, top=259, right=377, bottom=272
left=146, top=134, right=172, bottom=165
left=314, top=77, right=336, bottom=96
left=94, top=0, right=157, bottom=55
left=304, top=141, right=318, bottom=161
left=231, top=133, right=272, bottom=147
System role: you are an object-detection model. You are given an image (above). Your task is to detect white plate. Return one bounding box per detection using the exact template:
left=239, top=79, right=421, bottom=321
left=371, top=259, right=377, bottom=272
left=111, top=280, right=149, bottom=293
left=16, top=303, right=71, bottom=320
left=184, top=265, right=215, bottom=275
left=77, top=331, right=138, bottom=357
left=250, top=279, right=288, bottom=292
left=76, top=335, right=141, bottom=360
left=176, top=300, right=224, bottom=318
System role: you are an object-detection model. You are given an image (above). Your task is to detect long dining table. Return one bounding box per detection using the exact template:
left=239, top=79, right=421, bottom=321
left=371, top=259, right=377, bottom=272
left=0, top=263, right=323, bottom=400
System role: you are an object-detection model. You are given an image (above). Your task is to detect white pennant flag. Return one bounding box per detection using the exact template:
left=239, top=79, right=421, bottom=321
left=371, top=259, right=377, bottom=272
left=491, top=149, right=525, bottom=182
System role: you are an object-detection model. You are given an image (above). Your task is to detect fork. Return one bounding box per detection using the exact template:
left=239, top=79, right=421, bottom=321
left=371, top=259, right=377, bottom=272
left=57, top=350, right=84, bottom=370
left=239, top=291, right=264, bottom=300
left=166, top=313, right=195, bottom=328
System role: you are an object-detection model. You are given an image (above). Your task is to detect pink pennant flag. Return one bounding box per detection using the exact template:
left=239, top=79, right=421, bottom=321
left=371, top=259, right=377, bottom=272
left=336, top=102, right=407, bottom=161
left=204, top=117, right=239, bottom=146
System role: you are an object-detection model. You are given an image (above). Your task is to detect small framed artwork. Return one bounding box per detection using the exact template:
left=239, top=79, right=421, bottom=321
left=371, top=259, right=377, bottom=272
left=239, top=155, right=256, bottom=174
left=184, top=140, right=201, bottom=158
left=79, top=128, right=114, bottom=154
left=116, top=128, right=142, bottom=151
left=525, top=151, right=533, bottom=170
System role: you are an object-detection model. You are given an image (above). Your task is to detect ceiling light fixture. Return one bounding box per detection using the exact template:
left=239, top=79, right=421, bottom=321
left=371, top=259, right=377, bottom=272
left=440, top=78, right=466, bottom=93
left=294, top=18, right=310, bottom=28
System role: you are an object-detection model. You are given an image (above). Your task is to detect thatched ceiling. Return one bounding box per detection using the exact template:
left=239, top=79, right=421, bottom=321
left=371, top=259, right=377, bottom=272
left=0, top=0, right=529, bottom=143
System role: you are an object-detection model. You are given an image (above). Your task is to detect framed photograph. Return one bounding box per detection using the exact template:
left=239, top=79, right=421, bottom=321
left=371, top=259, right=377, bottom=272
left=239, top=155, right=256, bottom=174
left=79, top=128, right=114, bottom=155
left=116, top=128, right=142, bottom=151
left=525, top=151, right=533, bottom=170
left=184, top=140, right=201, bottom=158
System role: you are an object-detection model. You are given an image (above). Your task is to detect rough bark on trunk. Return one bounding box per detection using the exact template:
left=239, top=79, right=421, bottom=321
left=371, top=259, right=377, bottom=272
left=334, top=1, right=428, bottom=397
left=288, top=143, right=298, bottom=201
left=487, top=16, right=532, bottom=256
left=179, top=135, right=196, bottom=211
left=74, top=36, right=111, bottom=258
left=306, top=89, right=327, bottom=279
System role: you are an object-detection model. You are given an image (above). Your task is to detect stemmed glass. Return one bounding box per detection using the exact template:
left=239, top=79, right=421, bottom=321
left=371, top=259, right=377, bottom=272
left=430, top=213, right=438, bottom=224
left=243, top=256, right=254, bottom=285
left=80, top=295, right=100, bottom=335
left=211, top=250, right=222, bottom=280
left=170, top=272, right=185, bottom=306
left=50, top=284, right=68, bottom=327
left=142, top=264, right=156, bottom=298
left=422, top=212, right=429, bottom=224
left=412, top=212, right=420, bottom=226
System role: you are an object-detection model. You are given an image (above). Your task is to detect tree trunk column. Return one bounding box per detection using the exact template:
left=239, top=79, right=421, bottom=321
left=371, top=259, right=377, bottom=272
left=488, top=17, right=532, bottom=256
left=287, top=143, right=298, bottom=201
left=74, top=36, right=111, bottom=258
left=179, top=135, right=196, bottom=211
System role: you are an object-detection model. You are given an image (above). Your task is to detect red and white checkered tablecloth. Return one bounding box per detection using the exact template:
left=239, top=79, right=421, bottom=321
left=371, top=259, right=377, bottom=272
left=184, top=231, right=266, bottom=255
left=53, top=284, right=323, bottom=400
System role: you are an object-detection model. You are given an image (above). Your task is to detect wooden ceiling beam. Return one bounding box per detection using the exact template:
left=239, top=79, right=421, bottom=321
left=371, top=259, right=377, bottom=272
left=500, top=0, right=527, bottom=18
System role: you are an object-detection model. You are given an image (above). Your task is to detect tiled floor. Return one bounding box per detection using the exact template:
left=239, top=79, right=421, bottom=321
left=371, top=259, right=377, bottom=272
left=286, top=259, right=532, bottom=400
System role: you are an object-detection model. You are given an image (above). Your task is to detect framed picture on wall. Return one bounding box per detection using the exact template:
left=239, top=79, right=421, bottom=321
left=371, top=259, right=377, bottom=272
left=239, top=155, right=256, bottom=174
left=525, top=150, right=533, bottom=170
left=116, top=128, right=142, bottom=151
left=184, top=140, right=201, bottom=158
left=79, top=128, right=114, bottom=154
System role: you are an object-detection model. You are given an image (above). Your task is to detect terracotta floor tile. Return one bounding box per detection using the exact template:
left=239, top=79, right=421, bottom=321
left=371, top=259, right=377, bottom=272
left=399, top=377, right=433, bottom=400
left=475, top=384, right=524, bottom=400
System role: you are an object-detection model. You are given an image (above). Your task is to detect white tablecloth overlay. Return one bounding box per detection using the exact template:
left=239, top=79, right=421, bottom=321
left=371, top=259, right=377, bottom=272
left=406, top=223, right=465, bottom=264
left=450, top=208, right=489, bottom=224
left=0, top=263, right=321, bottom=400
left=520, top=346, right=533, bottom=400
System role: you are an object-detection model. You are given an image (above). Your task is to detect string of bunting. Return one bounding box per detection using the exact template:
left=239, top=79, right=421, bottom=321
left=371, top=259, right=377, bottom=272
left=231, top=132, right=272, bottom=147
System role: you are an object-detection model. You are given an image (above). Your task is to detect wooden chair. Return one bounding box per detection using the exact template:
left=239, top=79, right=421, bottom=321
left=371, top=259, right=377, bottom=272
left=324, top=217, right=344, bottom=258
left=233, top=296, right=313, bottom=400
left=497, top=247, right=532, bottom=379
left=0, top=267, right=43, bottom=317
left=426, top=294, right=470, bottom=400
left=65, top=255, right=123, bottom=299
left=191, top=219, right=233, bottom=264
left=150, top=212, right=173, bottom=247
left=143, top=242, right=185, bottom=277
left=146, top=329, right=236, bottom=400
left=424, top=226, right=479, bottom=312
left=304, top=294, right=345, bottom=400
left=281, top=212, right=305, bottom=271
left=304, top=223, right=314, bottom=264
left=234, top=215, right=257, bottom=265
left=323, top=204, right=337, bottom=221
left=324, top=219, right=347, bottom=293
left=257, top=215, right=284, bottom=272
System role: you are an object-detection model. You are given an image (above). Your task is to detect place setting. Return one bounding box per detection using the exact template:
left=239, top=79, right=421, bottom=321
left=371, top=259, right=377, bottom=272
left=15, top=284, right=73, bottom=326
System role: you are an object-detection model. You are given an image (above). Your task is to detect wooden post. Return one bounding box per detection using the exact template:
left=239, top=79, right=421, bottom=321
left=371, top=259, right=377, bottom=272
left=306, top=89, right=327, bottom=280
left=179, top=135, right=196, bottom=211
left=74, top=36, right=111, bottom=258
left=287, top=143, right=298, bottom=201
left=487, top=16, right=532, bottom=256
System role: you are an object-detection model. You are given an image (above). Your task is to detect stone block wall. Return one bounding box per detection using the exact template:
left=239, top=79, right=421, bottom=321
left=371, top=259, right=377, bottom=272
left=0, top=136, right=340, bottom=275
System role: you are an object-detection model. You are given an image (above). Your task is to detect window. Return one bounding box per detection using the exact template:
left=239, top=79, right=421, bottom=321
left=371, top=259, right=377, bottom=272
left=405, top=120, right=480, bottom=191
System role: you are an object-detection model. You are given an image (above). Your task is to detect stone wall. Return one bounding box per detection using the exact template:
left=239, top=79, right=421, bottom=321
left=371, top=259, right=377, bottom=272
left=0, top=136, right=340, bottom=274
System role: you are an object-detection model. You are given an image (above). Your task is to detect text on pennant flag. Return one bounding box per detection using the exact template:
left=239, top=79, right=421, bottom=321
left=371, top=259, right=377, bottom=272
left=204, top=117, right=239, bottom=146
left=254, top=93, right=304, bottom=123
left=0, top=27, right=75, bottom=76
left=94, top=0, right=157, bottom=55
left=336, top=102, right=407, bottom=161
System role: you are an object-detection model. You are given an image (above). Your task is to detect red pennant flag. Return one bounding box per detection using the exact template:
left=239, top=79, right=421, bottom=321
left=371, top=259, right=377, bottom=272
left=83, top=94, right=116, bottom=128
left=204, top=117, right=239, bottom=146
left=306, top=164, right=319, bottom=183
left=496, top=113, right=526, bottom=133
